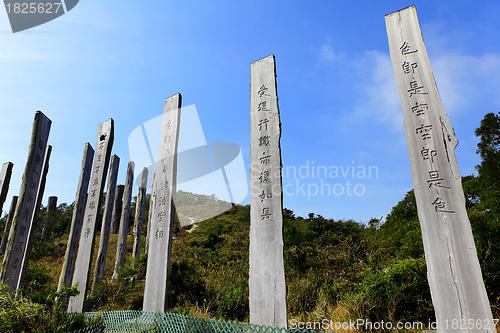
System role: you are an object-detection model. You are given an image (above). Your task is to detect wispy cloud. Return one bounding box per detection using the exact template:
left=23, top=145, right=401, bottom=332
left=326, top=47, right=500, bottom=130
left=432, top=52, right=500, bottom=113
left=356, top=51, right=402, bottom=128
left=325, top=49, right=402, bottom=130
left=319, top=44, right=337, bottom=63
left=318, top=39, right=348, bottom=65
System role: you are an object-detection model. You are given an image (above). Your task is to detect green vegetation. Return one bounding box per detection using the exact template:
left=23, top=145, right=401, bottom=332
left=0, top=282, right=98, bottom=332
left=0, top=112, right=499, bottom=329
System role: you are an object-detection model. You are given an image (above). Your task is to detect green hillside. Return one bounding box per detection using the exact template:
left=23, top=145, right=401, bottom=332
left=1, top=112, right=499, bottom=330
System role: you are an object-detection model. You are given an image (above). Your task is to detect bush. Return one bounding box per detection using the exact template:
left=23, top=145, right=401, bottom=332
left=21, top=264, right=55, bottom=306
left=0, top=284, right=97, bottom=332
left=168, top=260, right=207, bottom=308
left=357, top=258, right=434, bottom=323
left=205, top=279, right=248, bottom=321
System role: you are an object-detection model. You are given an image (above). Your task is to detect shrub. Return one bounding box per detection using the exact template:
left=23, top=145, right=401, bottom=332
left=0, top=284, right=96, bottom=332
left=357, top=258, right=434, bottom=323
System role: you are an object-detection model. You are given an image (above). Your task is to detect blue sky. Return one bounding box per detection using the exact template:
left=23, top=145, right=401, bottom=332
left=1, top=1, right=500, bottom=223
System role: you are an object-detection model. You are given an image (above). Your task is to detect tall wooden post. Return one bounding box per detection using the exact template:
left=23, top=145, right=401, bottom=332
left=132, top=167, right=148, bottom=259
left=112, top=161, right=134, bottom=281
left=145, top=173, right=156, bottom=255
left=57, top=143, right=94, bottom=305
left=143, top=94, right=181, bottom=312
left=92, top=154, right=120, bottom=293
left=17, top=144, right=52, bottom=293
left=42, top=196, right=58, bottom=240
left=0, top=112, right=51, bottom=292
left=68, top=119, right=114, bottom=313
left=111, top=185, right=124, bottom=234
left=249, top=55, right=287, bottom=328
left=0, top=162, right=14, bottom=215
left=386, top=6, right=494, bottom=331
left=0, top=196, right=18, bottom=255
left=0, top=162, right=14, bottom=255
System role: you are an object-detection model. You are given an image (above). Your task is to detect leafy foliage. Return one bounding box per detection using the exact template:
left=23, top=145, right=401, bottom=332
left=356, top=258, right=433, bottom=323
left=0, top=289, right=83, bottom=333
left=475, top=112, right=500, bottom=214
left=1, top=280, right=95, bottom=332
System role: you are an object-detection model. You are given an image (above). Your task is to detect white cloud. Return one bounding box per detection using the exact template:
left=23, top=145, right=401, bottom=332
left=360, top=51, right=402, bottom=128
left=319, top=43, right=337, bottom=63
left=346, top=50, right=500, bottom=130
left=335, top=50, right=402, bottom=130
left=432, top=52, right=500, bottom=113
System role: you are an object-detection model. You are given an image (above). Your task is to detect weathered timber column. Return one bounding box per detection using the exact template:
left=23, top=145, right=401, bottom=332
left=386, top=6, right=494, bottom=332
left=111, top=185, right=124, bottom=234
left=143, top=94, right=181, bottom=312
left=42, top=196, right=58, bottom=241
left=91, top=154, right=120, bottom=294
left=57, top=143, right=94, bottom=303
left=0, top=196, right=18, bottom=255
left=145, top=173, right=156, bottom=255
left=0, top=112, right=51, bottom=292
left=0, top=162, right=14, bottom=255
left=0, top=162, right=14, bottom=215
left=132, top=167, right=148, bottom=259
left=112, top=161, right=134, bottom=281
left=249, top=55, right=287, bottom=328
left=33, top=145, right=52, bottom=217
left=16, top=144, right=52, bottom=296
left=68, top=119, right=114, bottom=313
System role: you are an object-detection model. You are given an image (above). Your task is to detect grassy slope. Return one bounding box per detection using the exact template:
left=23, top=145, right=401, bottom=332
left=2, top=201, right=499, bottom=330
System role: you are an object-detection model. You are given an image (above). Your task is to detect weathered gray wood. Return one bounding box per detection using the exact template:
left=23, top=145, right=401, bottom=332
left=57, top=143, right=94, bottom=304
left=112, top=161, right=134, bottom=281
left=132, top=167, right=148, bottom=259
left=111, top=185, right=124, bottom=234
left=0, top=162, right=14, bottom=255
left=42, top=196, right=58, bottom=241
left=0, top=162, right=14, bottom=215
left=14, top=144, right=52, bottom=297
left=16, top=144, right=52, bottom=294
left=68, top=119, right=114, bottom=313
left=32, top=145, right=52, bottom=231
left=145, top=173, right=156, bottom=255
left=0, top=196, right=18, bottom=255
left=47, top=197, right=57, bottom=210
left=91, top=154, right=120, bottom=294
left=386, top=6, right=494, bottom=332
left=249, top=55, right=287, bottom=328
left=143, top=94, right=181, bottom=312
left=0, top=112, right=51, bottom=292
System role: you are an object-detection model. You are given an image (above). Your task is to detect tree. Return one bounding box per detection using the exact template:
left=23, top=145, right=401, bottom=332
left=471, top=112, right=500, bottom=305
left=475, top=112, right=500, bottom=213
left=378, top=190, right=423, bottom=260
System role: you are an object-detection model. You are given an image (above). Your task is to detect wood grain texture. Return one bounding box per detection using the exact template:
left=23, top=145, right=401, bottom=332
left=386, top=6, right=494, bottom=331
left=68, top=119, right=114, bottom=313
left=249, top=55, right=287, bottom=328
left=143, top=94, right=181, bottom=312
